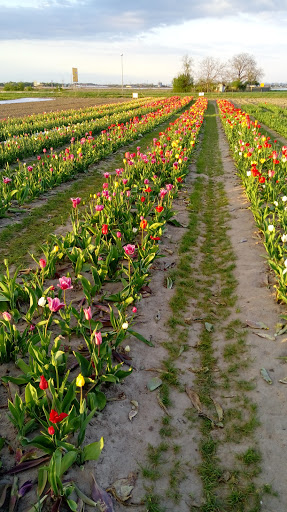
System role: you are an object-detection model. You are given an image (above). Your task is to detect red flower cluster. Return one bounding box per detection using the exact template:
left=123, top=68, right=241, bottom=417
left=49, top=409, right=68, bottom=424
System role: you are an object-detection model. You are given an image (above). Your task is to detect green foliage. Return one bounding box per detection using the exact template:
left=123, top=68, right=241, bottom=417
left=172, top=73, right=193, bottom=92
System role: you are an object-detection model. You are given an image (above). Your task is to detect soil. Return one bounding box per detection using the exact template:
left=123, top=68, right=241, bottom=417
left=1, top=99, right=287, bottom=511
left=0, top=97, right=127, bottom=120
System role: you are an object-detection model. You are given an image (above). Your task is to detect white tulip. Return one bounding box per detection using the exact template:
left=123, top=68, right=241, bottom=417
left=38, top=297, right=46, bottom=307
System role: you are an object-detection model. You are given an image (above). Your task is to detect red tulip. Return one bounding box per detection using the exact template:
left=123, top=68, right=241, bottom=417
left=39, top=375, right=48, bottom=390
left=48, top=426, right=55, bottom=435
left=49, top=409, right=68, bottom=424
left=102, top=224, right=108, bottom=235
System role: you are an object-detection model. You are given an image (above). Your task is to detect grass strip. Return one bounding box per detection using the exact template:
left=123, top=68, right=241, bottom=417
left=143, top=102, right=269, bottom=511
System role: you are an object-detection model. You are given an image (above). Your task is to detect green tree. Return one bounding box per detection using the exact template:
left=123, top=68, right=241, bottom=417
left=172, top=55, right=194, bottom=92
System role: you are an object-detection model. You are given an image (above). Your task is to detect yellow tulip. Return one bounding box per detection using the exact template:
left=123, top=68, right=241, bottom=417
left=76, top=374, right=85, bottom=387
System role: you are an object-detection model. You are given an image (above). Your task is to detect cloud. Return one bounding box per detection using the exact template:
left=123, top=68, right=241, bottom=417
left=0, top=0, right=286, bottom=40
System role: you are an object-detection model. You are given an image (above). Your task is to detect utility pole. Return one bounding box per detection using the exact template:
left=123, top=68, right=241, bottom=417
left=121, top=54, right=123, bottom=94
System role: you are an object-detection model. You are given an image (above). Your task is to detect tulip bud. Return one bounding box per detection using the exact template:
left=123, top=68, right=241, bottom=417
left=76, top=373, right=85, bottom=387
left=39, top=258, right=46, bottom=269
left=2, top=311, right=12, bottom=322
left=39, top=375, right=48, bottom=390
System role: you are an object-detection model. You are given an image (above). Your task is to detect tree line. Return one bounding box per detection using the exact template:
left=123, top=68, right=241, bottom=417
left=172, top=53, right=264, bottom=92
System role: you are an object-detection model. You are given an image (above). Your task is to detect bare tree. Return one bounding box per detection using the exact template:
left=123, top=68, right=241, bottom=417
left=197, top=56, right=226, bottom=92
left=182, top=54, right=193, bottom=79
left=228, top=53, right=263, bottom=85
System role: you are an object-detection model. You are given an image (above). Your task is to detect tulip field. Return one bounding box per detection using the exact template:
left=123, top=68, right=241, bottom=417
left=0, top=95, right=209, bottom=510
left=218, top=99, right=287, bottom=303
left=1, top=93, right=287, bottom=511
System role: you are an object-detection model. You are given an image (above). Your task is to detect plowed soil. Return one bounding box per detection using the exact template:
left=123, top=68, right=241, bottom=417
left=0, top=97, right=127, bottom=120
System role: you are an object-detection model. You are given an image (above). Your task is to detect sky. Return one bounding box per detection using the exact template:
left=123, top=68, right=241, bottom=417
left=0, top=0, right=286, bottom=85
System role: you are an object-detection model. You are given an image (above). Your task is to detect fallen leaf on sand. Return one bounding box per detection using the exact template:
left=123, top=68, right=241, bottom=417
left=205, top=322, right=214, bottom=332
left=246, top=320, right=269, bottom=330
left=91, top=475, right=114, bottom=512
left=157, top=393, right=170, bottom=416
left=107, top=472, right=137, bottom=504
left=275, top=324, right=287, bottom=336
left=212, top=399, right=224, bottom=422
left=260, top=368, right=273, bottom=384
left=253, top=331, right=275, bottom=341
left=279, top=377, right=287, bottom=384
left=128, top=409, right=138, bottom=421
left=185, top=386, right=202, bottom=413
left=147, top=377, right=162, bottom=391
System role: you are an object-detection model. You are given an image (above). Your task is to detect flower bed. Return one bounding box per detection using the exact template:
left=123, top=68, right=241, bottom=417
left=218, top=99, right=287, bottom=303
left=0, top=96, right=192, bottom=217
left=0, top=97, right=207, bottom=511
left=0, top=97, right=181, bottom=168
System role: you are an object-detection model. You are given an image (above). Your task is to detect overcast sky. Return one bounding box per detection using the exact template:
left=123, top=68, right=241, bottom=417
left=0, top=0, right=286, bottom=84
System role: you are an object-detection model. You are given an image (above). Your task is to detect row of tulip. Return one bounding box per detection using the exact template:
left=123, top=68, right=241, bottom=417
left=0, top=96, right=193, bottom=217
left=240, top=102, right=287, bottom=140
left=0, top=97, right=183, bottom=168
left=0, top=97, right=150, bottom=141
left=217, top=99, right=287, bottom=303
left=0, top=97, right=207, bottom=511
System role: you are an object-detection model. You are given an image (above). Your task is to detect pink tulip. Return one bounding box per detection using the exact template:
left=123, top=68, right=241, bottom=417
left=95, top=331, right=102, bottom=346
left=103, top=172, right=110, bottom=178
left=166, top=184, right=173, bottom=191
left=123, top=244, right=136, bottom=256
left=3, top=311, right=12, bottom=322
left=95, top=331, right=103, bottom=355
left=116, top=231, right=122, bottom=238
left=95, top=205, right=104, bottom=211
left=132, top=307, right=137, bottom=313
left=71, top=197, right=81, bottom=208
left=84, top=307, right=92, bottom=321
left=57, top=276, right=73, bottom=290
left=3, top=177, right=12, bottom=184
left=160, top=189, right=168, bottom=198
left=39, top=258, right=46, bottom=269
left=47, top=297, right=65, bottom=313
left=122, top=178, right=128, bottom=185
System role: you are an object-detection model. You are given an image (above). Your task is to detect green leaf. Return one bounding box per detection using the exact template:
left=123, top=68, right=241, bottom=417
left=21, top=435, right=55, bottom=454
left=168, top=218, right=184, bottom=227
left=83, top=438, right=104, bottom=462
left=127, top=329, right=154, bottom=347
left=67, top=499, right=78, bottom=511
left=60, top=451, right=78, bottom=477
left=37, top=467, right=48, bottom=497
left=16, top=359, right=31, bottom=375
left=87, top=391, right=107, bottom=411
left=73, top=351, right=90, bottom=377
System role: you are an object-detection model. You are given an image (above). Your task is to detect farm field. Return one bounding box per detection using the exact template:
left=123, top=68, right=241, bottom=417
left=1, top=94, right=287, bottom=512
